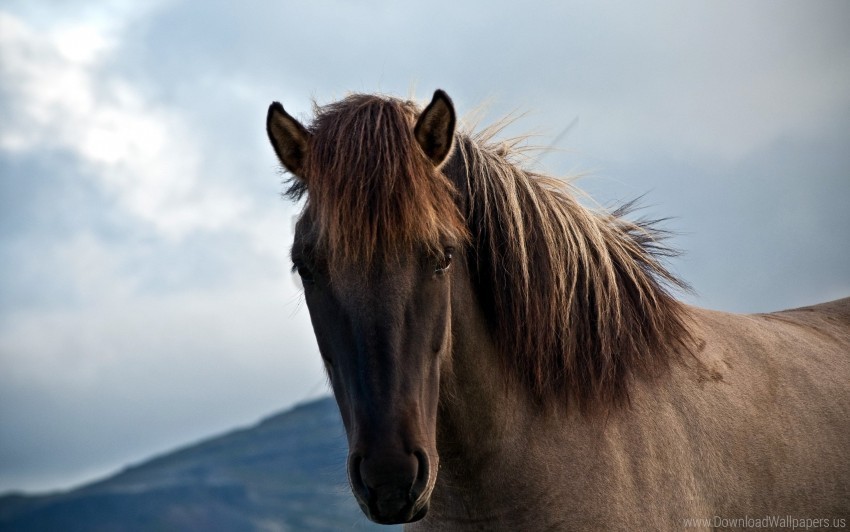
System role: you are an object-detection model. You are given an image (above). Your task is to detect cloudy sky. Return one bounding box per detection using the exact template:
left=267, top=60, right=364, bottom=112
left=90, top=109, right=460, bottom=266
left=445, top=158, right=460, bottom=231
left=1, top=0, right=848, bottom=494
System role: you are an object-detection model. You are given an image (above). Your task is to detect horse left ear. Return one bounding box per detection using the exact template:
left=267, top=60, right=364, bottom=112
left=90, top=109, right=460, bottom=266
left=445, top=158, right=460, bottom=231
left=415, top=89, right=456, bottom=167
left=267, top=102, right=312, bottom=179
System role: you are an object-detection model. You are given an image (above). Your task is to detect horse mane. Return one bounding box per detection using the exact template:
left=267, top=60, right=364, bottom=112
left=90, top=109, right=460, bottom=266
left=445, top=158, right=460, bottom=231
left=289, top=93, right=693, bottom=413
left=445, top=125, right=694, bottom=413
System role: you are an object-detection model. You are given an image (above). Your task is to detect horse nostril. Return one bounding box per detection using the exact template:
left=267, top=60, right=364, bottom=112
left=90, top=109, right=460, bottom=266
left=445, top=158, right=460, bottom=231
left=348, top=453, right=369, bottom=501
left=410, top=449, right=431, bottom=501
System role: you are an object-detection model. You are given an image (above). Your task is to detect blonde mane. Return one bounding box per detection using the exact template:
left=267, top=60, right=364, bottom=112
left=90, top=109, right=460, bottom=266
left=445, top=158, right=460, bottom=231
left=449, top=126, right=693, bottom=412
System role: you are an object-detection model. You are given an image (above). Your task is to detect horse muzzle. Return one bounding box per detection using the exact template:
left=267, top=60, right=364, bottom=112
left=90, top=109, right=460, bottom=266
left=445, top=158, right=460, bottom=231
left=348, top=448, right=434, bottom=524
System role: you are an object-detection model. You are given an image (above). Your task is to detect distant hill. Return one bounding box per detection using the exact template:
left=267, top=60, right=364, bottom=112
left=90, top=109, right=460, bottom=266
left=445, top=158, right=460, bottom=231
left=0, top=397, right=397, bottom=531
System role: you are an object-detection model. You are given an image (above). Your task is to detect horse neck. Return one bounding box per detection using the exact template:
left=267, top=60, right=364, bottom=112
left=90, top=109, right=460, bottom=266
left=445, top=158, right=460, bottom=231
left=429, top=259, right=566, bottom=527
left=439, top=263, right=525, bottom=458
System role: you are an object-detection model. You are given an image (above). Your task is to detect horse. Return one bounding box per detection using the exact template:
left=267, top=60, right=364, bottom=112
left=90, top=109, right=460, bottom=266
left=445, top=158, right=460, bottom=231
left=266, top=90, right=850, bottom=530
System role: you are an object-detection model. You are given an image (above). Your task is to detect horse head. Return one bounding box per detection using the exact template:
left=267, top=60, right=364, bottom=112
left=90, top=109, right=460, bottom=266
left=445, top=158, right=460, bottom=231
left=267, top=90, right=463, bottom=524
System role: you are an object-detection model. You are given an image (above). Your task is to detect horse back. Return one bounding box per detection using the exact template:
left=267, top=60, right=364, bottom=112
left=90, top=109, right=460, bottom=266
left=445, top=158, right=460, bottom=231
left=673, top=297, right=850, bottom=518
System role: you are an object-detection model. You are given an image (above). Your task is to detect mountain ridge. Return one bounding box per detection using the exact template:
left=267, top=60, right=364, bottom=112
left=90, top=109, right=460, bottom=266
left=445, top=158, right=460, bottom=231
left=0, top=396, right=394, bottom=531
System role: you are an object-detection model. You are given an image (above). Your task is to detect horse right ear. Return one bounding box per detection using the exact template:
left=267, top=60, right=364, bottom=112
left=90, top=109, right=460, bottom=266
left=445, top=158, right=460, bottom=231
left=415, top=89, right=456, bottom=167
left=267, top=102, right=312, bottom=179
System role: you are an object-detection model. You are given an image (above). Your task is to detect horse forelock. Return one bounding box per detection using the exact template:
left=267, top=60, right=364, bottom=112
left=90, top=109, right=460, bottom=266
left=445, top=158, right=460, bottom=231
left=289, top=94, right=468, bottom=272
left=449, top=131, right=696, bottom=414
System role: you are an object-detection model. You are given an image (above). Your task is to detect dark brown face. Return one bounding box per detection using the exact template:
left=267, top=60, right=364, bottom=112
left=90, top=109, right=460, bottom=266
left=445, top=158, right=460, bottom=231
left=267, top=89, right=460, bottom=525
left=291, top=215, right=455, bottom=524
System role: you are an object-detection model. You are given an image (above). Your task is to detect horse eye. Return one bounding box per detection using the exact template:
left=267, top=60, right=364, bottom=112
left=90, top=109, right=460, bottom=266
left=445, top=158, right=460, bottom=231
left=294, top=263, right=315, bottom=283
left=435, top=249, right=453, bottom=274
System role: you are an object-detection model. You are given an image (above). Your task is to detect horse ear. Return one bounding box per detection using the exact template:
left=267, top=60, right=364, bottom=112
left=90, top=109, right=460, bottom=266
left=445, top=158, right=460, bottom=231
left=414, top=89, right=456, bottom=167
left=267, top=102, right=312, bottom=179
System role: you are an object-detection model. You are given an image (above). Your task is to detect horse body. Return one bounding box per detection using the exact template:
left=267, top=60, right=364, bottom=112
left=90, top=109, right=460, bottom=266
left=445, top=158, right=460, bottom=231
left=266, top=90, right=850, bottom=529
left=421, top=294, right=850, bottom=530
